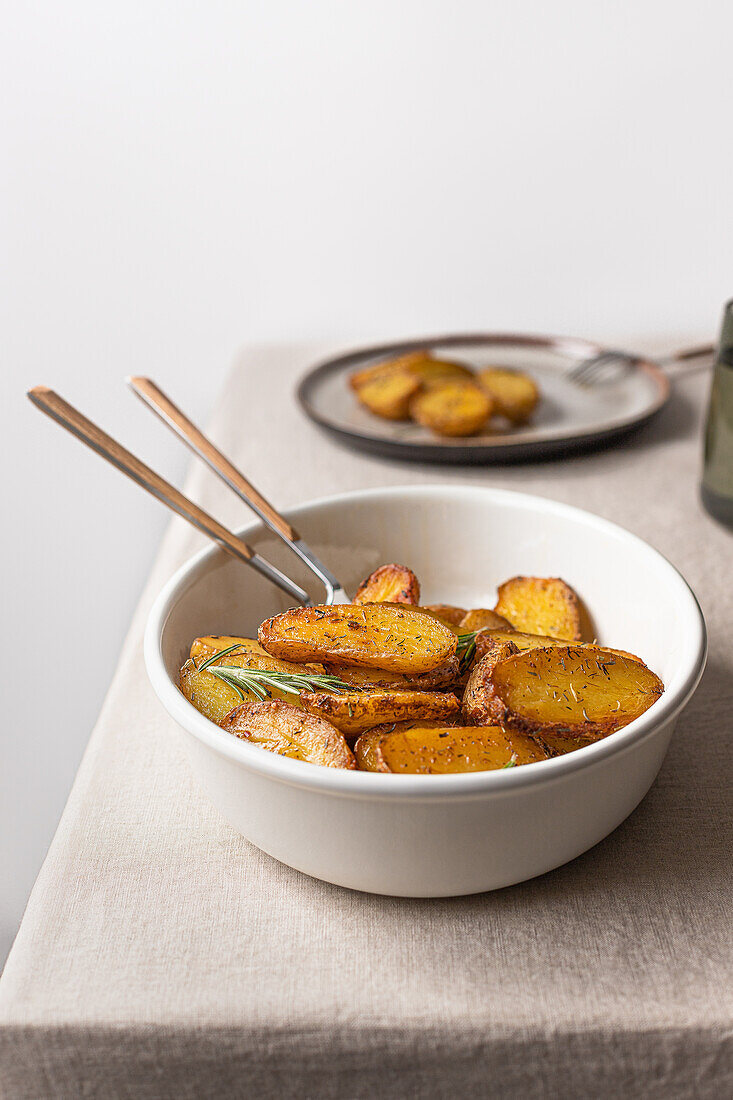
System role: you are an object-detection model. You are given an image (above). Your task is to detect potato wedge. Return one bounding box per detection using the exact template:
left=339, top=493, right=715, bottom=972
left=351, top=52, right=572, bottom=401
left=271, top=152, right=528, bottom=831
left=459, top=608, right=513, bottom=632
left=478, top=367, right=539, bottom=423
left=494, top=576, right=582, bottom=641
left=299, top=689, right=460, bottom=737
left=355, top=721, right=548, bottom=773
left=349, top=351, right=427, bottom=391
left=409, top=379, right=493, bottom=437
left=423, top=604, right=467, bottom=628
left=476, top=629, right=642, bottom=664
left=406, top=356, right=475, bottom=384
left=354, top=371, right=421, bottom=420
left=470, top=644, right=664, bottom=738
left=180, top=647, right=319, bottom=723
left=322, top=656, right=461, bottom=691
left=190, top=635, right=270, bottom=661
left=462, top=639, right=520, bottom=724
left=259, top=603, right=458, bottom=673
left=353, top=563, right=420, bottom=606
left=220, top=700, right=356, bottom=768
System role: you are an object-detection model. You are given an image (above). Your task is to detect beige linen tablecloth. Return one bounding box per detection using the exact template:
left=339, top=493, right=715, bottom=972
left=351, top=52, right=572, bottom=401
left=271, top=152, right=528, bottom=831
left=1, top=343, right=731, bottom=1099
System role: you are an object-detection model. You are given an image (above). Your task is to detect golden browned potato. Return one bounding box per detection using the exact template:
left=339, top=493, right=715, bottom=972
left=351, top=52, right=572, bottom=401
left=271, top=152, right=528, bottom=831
left=354, top=372, right=422, bottom=420
left=462, top=639, right=521, bottom=724
left=535, top=730, right=605, bottom=756
left=180, top=661, right=246, bottom=724
left=355, top=721, right=548, bottom=773
left=458, top=608, right=513, bottom=632
left=259, top=603, right=458, bottom=674
left=478, top=367, right=539, bottom=423
left=299, top=689, right=460, bottom=737
left=221, top=700, right=356, bottom=768
left=406, top=356, right=475, bottom=383
left=467, top=644, right=664, bottom=738
left=353, top=563, right=420, bottom=605
left=180, top=647, right=320, bottom=723
left=475, top=629, right=643, bottom=664
left=409, top=379, right=493, bottom=437
left=191, top=635, right=269, bottom=660
left=422, top=604, right=468, bottom=628
left=349, top=351, right=427, bottom=391
left=494, top=576, right=583, bottom=641
left=322, top=656, right=461, bottom=691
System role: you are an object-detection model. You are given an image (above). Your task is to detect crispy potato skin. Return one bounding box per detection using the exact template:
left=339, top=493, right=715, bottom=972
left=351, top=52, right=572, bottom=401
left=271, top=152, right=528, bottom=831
left=322, top=656, right=460, bottom=691
left=259, top=603, right=458, bottom=673
left=475, top=645, right=664, bottom=738
left=299, top=690, right=460, bottom=737
left=409, top=379, right=493, bottom=437
left=478, top=368, right=539, bottom=423
left=180, top=647, right=318, bottom=722
left=423, top=604, right=467, bottom=628
left=459, top=608, right=513, bottom=632
left=355, top=721, right=547, bottom=773
left=220, top=700, right=356, bottom=768
left=494, top=576, right=582, bottom=642
left=476, top=629, right=643, bottom=664
left=353, top=563, right=420, bottom=605
left=462, top=640, right=520, bottom=724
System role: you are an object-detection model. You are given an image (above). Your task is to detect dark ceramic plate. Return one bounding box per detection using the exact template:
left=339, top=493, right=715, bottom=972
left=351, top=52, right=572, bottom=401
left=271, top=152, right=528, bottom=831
left=296, top=332, right=669, bottom=464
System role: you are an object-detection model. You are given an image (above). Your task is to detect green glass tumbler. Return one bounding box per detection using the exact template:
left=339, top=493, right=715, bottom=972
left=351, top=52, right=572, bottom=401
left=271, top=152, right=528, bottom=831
left=701, top=299, right=733, bottom=527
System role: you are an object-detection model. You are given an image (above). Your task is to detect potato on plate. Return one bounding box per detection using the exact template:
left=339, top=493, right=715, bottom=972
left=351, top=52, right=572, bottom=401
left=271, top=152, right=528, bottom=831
left=221, top=700, right=356, bottom=769
left=349, top=351, right=427, bottom=391
left=355, top=721, right=547, bottom=773
left=494, top=576, right=583, bottom=641
left=465, top=644, right=663, bottom=738
left=259, top=603, right=458, bottom=673
left=422, top=604, right=468, bottom=628
left=478, top=368, right=539, bottom=423
left=409, top=379, right=493, bottom=437
left=322, top=656, right=460, bottom=691
left=353, top=372, right=421, bottom=420
left=299, top=689, right=460, bottom=737
left=353, top=563, right=420, bottom=605
left=458, top=608, right=513, bottom=633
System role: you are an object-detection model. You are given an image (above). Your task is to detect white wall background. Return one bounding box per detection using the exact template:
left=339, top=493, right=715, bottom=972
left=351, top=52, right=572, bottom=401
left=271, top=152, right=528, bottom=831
left=2, top=0, right=731, bottom=961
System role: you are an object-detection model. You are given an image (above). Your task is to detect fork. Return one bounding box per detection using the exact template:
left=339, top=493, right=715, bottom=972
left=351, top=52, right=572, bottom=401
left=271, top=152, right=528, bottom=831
left=567, top=342, right=715, bottom=385
left=27, top=384, right=350, bottom=607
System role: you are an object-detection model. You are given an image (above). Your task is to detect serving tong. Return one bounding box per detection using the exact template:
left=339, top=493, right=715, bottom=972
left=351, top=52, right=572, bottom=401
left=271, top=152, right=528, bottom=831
left=27, top=382, right=349, bottom=607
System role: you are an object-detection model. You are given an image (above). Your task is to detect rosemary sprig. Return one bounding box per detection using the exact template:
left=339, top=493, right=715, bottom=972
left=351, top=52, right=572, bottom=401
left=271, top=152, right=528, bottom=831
left=456, top=630, right=480, bottom=672
left=207, top=663, right=351, bottom=703
left=196, top=644, right=245, bottom=672
left=502, top=754, right=518, bottom=769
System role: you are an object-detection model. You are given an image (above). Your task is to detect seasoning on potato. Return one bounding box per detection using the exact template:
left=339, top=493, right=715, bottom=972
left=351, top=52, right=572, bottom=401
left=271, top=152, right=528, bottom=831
left=494, top=576, right=583, bottom=642
left=466, top=644, right=664, bottom=738
left=299, top=689, right=460, bottom=737
left=355, top=721, right=548, bottom=774
left=259, top=603, right=458, bottom=673
left=179, top=563, right=663, bottom=774
left=221, top=700, right=356, bottom=768
left=353, top=563, right=420, bottom=605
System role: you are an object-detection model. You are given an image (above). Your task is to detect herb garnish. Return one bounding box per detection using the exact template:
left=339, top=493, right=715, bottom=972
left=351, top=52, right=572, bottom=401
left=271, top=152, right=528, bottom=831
left=196, top=645, right=350, bottom=702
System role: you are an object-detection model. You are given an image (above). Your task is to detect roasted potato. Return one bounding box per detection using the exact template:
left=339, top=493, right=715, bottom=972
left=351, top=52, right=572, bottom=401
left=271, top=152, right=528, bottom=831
left=406, top=356, right=475, bottom=384
left=458, top=608, right=513, bottom=632
left=221, top=700, right=356, bottom=768
left=462, top=639, right=521, bottom=724
left=353, top=563, right=420, bottom=605
left=299, top=689, right=460, bottom=737
left=476, top=629, right=642, bottom=664
left=353, top=371, right=421, bottom=420
left=423, top=604, right=468, bottom=628
left=494, top=576, right=583, bottom=642
left=409, top=379, right=493, bottom=437
left=180, top=647, right=318, bottom=723
left=190, top=635, right=270, bottom=661
left=466, top=644, right=663, bottom=738
left=259, top=603, right=457, bottom=674
left=535, top=730, right=605, bottom=756
left=322, top=656, right=461, bottom=691
left=349, top=351, right=427, bottom=391
left=478, top=367, right=539, bottom=423
left=355, top=721, right=548, bottom=773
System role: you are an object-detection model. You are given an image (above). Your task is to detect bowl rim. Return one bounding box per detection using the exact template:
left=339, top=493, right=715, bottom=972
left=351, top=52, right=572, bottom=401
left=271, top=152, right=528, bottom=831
left=144, top=484, right=707, bottom=800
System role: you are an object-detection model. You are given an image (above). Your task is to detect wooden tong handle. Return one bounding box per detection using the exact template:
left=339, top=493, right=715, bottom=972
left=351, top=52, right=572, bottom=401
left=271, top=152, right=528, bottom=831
left=27, top=386, right=258, bottom=563
left=127, top=377, right=300, bottom=543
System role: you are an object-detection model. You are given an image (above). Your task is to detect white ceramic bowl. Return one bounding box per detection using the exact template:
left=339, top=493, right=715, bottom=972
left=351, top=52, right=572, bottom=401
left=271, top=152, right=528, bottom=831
left=145, top=486, right=706, bottom=897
